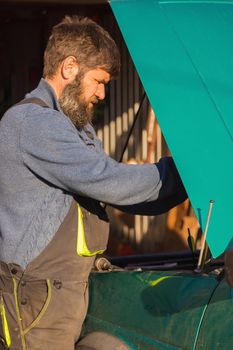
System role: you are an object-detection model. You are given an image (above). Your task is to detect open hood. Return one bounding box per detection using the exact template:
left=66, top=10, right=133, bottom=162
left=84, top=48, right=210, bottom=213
left=110, top=0, right=233, bottom=258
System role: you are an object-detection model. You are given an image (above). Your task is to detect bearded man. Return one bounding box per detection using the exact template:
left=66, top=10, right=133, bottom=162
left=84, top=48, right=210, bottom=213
left=0, top=16, right=187, bottom=350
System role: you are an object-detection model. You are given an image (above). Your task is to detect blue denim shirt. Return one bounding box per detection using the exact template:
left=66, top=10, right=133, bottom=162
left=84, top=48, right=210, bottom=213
left=0, top=79, right=186, bottom=268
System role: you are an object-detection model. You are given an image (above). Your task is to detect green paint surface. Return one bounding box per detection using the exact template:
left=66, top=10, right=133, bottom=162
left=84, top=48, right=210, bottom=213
left=110, top=0, right=233, bottom=257
left=195, top=279, right=233, bottom=350
left=83, top=271, right=218, bottom=349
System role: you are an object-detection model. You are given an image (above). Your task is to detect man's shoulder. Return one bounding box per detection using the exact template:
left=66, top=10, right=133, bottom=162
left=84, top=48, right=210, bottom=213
left=4, top=100, right=72, bottom=127
left=1, top=104, right=79, bottom=156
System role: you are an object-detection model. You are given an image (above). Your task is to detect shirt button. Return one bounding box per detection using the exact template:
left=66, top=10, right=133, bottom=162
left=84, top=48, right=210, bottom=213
left=21, top=298, right=27, bottom=305
left=21, top=280, right=26, bottom=287
left=11, top=268, right=18, bottom=274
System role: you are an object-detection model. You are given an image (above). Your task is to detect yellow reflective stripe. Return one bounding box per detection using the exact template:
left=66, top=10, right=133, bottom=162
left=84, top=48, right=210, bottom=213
left=0, top=296, right=11, bottom=348
left=12, top=277, right=26, bottom=350
left=23, top=279, right=52, bottom=335
left=149, top=276, right=175, bottom=287
left=77, top=204, right=105, bottom=257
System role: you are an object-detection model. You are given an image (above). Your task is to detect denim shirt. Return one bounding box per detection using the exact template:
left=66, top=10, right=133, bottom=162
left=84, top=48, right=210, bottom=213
left=0, top=79, right=186, bottom=268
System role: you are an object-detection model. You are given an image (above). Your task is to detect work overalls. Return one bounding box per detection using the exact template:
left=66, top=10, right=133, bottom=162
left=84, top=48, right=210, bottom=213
left=0, top=193, right=109, bottom=350
left=0, top=98, right=110, bottom=349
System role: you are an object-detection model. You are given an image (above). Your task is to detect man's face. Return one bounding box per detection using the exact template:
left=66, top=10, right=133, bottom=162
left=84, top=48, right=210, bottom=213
left=59, top=68, right=110, bottom=128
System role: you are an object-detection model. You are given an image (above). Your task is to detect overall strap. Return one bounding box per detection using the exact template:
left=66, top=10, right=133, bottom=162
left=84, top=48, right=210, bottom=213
left=16, top=97, right=49, bottom=108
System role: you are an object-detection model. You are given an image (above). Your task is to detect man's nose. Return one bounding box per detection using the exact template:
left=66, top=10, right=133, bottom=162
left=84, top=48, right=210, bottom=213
left=96, top=83, right=105, bottom=100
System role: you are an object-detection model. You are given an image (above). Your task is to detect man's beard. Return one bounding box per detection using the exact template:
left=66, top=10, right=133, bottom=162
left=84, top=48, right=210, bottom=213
left=59, top=74, right=96, bottom=129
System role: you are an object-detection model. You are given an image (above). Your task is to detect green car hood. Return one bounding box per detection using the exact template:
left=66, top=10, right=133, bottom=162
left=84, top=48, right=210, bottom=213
left=110, top=0, right=233, bottom=258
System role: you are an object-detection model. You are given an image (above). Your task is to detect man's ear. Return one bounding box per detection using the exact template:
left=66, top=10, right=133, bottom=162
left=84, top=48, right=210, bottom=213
left=61, top=56, right=79, bottom=81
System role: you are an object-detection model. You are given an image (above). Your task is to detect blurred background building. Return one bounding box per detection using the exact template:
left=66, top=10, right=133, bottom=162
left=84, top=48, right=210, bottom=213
left=0, top=0, right=200, bottom=256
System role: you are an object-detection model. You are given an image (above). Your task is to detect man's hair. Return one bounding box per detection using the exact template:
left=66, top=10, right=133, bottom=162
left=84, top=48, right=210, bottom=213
left=43, top=15, right=120, bottom=79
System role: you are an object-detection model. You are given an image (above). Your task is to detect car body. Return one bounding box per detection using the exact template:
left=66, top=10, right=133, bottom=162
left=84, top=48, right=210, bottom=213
left=81, top=1, right=233, bottom=349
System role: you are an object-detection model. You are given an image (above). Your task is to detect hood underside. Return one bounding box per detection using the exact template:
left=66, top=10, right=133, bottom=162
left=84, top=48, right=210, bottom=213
left=110, top=0, right=233, bottom=257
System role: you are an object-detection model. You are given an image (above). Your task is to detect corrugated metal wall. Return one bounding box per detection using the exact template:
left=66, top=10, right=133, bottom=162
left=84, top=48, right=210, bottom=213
left=94, top=15, right=175, bottom=255
left=97, top=14, right=200, bottom=255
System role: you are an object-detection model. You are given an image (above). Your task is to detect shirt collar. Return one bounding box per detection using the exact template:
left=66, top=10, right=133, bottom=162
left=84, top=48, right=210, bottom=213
left=26, top=78, right=62, bottom=112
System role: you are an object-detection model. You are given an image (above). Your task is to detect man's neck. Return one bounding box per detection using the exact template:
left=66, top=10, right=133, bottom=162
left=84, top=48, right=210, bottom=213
left=45, top=77, right=65, bottom=100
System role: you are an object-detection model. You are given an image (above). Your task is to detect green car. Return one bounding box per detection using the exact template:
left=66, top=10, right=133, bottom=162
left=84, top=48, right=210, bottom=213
left=80, top=1, right=233, bottom=349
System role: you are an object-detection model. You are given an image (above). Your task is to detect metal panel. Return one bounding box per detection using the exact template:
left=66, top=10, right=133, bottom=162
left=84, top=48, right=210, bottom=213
left=110, top=0, right=233, bottom=257
left=84, top=271, right=218, bottom=349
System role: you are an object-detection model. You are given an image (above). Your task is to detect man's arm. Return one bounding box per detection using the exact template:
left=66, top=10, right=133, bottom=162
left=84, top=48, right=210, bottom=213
left=19, top=106, right=186, bottom=208
left=110, top=157, right=188, bottom=215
